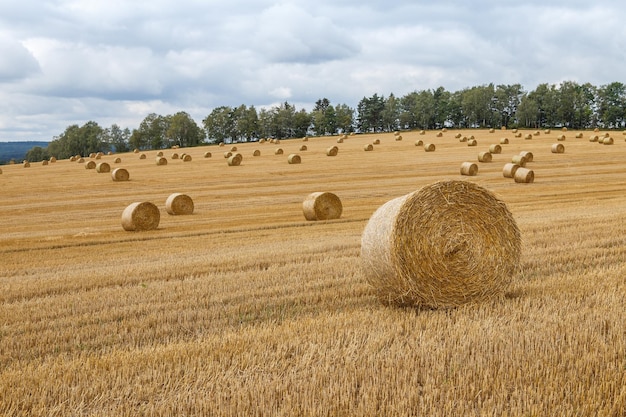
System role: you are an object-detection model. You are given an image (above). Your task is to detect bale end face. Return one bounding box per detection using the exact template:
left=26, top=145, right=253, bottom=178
left=121, top=202, right=160, bottom=231
left=165, top=193, right=194, bottom=215
left=288, top=154, right=302, bottom=164
left=111, top=168, right=130, bottom=181
left=303, top=192, right=342, bottom=221
left=460, top=162, right=478, bottom=176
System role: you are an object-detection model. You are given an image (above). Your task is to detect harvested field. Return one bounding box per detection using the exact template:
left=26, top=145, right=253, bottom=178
left=1, top=130, right=625, bottom=416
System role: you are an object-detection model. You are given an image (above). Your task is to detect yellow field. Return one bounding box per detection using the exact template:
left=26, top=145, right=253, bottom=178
left=1, top=129, right=625, bottom=416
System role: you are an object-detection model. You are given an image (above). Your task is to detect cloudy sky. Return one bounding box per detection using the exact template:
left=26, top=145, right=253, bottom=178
left=1, top=0, right=625, bottom=142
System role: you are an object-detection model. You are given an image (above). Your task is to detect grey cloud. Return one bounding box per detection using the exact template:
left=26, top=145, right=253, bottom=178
left=0, top=37, right=40, bottom=82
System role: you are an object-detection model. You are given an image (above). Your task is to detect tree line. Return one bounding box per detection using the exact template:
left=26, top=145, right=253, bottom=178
left=22, top=80, right=626, bottom=162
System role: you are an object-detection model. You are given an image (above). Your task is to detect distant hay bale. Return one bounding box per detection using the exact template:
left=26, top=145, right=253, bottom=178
left=419, top=130, right=425, bottom=135
left=519, top=151, right=533, bottom=162
left=49, top=156, right=57, bottom=163
left=414, top=140, right=423, bottom=146
left=514, top=168, right=534, bottom=183
left=594, top=127, right=599, bottom=132
left=302, top=192, right=342, bottom=221
left=77, top=158, right=85, bottom=163
left=165, top=193, right=194, bottom=215
left=287, top=153, right=302, bottom=164
left=467, top=139, right=477, bottom=146
left=139, top=153, right=147, bottom=159
left=89, top=153, right=96, bottom=159
left=337, top=137, right=344, bottom=143
left=489, top=144, right=502, bottom=154
left=562, top=127, right=568, bottom=132
left=424, top=143, right=435, bottom=152
left=96, top=162, right=111, bottom=173
left=273, top=139, right=281, bottom=144
left=111, top=168, right=130, bottom=181
left=360, top=180, right=521, bottom=308
left=459, top=136, right=468, bottom=142
left=156, top=156, right=168, bottom=166
left=489, top=128, right=495, bottom=133
left=533, top=131, right=540, bottom=136
left=436, top=132, right=443, bottom=137
left=502, top=163, right=519, bottom=178
left=223, top=151, right=232, bottom=158
left=512, top=128, right=518, bottom=133
left=23, top=161, right=31, bottom=168
left=364, top=144, right=374, bottom=151
left=575, top=133, right=583, bottom=138
left=171, top=153, right=179, bottom=159
left=227, top=153, right=243, bottom=166
left=303, top=136, right=309, bottom=141
left=204, top=152, right=212, bottom=158
left=42, top=160, right=48, bottom=166
left=511, top=155, right=527, bottom=167
left=373, top=139, right=380, bottom=145
left=603, top=137, right=614, bottom=145
left=121, top=202, right=160, bottom=231
left=259, top=139, right=265, bottom=143
left=394, top=131, right=399, bottom=135
left=515, top=133, right=522, bottom=138
left=524, top=134, right=533, bottom=140
left=551, top=143, right=565, bottom=153
left=156, top=151, right=164, bottom=157
left=299, top=145, right=307, bottom=151
left=133, top=149, right=139, bottom=153
left=395, top=135, right=402, bottom=141
left=557, top=134, right=566, bottom=141
left=326, top=146, right=338, bottom=156
left=501, top=126, right=507, bottom=130
left=275, top=148, right=284, bottom=155
left=544, top=129, right=551, bottom=134
left=500, top=138, right=509, bottom=144
left=230, top=146, right=238, bottom=151
left=85, top=160, right=96, bottom=169
left=455, top=133, right=462, bottom=139
left=460, top=162, right=478, bottom=176
left=219, top=142, right=225, bottom=147
left=589, top=135, right=599, bottom=142
left=478, top=151, right=492, bottom=162
left=253, top=149, right=261, bottom=156
left=441, top=128, right=448, bottom=132
left=96, top=152, right=103, bottom=159
left=182, top=154, right=192, bottom=162
left=70, top=156, right=77, bottom=162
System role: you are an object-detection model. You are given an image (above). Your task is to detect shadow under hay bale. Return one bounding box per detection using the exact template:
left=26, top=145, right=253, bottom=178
left=361, top=180, right=521, bottom=309
left=302, top=192, right=342, bottom=221
left=165, top=193, right=194, bottom=215
left=121, top=202, right=160, bottom=231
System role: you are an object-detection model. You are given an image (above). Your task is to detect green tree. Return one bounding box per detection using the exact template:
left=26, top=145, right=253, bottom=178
left=597, top=82, right=626, bottom=128
left=130, top=113, right=168, bottom=149
left=24, top=146, right=50, bottom=162
left=292, top=109, right=312, bottom=138
left=202, top=106, right=234, bottom=143
left=167, top=111, right=204, bottom=147
left=335, top=103, right=355, bottom=133
left=382, top=93, right=400, bottom=132
left=357, top=93, right=385, bottom=132
left=104, top=124, right=131, bottom=153
left=493, top=84, right=523, bottom=128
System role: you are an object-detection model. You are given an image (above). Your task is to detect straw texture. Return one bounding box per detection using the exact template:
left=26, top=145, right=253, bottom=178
left=111, top=168, right=130, bottom=181
left=165, top=193, right=194, bottom=215
left=460, top=162, right=478, bottom=176
left=302, top=192, right=343, bottom=221
left=121, top=202, right=160, bottom=231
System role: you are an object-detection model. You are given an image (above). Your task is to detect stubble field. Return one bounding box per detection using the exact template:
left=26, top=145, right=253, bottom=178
left=1, top=129, right=625, bottom=416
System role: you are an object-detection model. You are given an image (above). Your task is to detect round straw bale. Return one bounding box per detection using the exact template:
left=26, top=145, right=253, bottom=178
left=515, top=133, right=522, bottom=138
left=42, top=160, right=49, bottom=166
left=467, top=139, right=477, bottom=146
left=442, top=128, right=448, bottom=132
left=419, top=130, right=425, bottom=135
left=288, top=154, right=301, bottom=164
left=524, top=134, right=532, bottom=140
left=303, top=136, right=309, bottom=141
left=165, top=193, right=194, bottom=215
left=139, top=153, right=146, bottom=159
left=361, top=180, right=521, bottom=308
left=299, top=145, right=307, bottom=151
left=77, top=158, right=85, bottom=163
left=478, top=151, right=492, bottom=162
left=204, top=152, right=212, bottom=158
left=114, top=157, right=121, bottom=163
left=223, top=151, right=232, bottom=158
left=512, top=128, right=518, bottom=133
left=326, top=146, right=338, bottom=156
left=121, top=202, right=160, bottom=231
left=85, top=160, right=96, bottom=169
left=562, top=127, right=567, bottom=131
left=182, top=154, right=192, bottom=162
left=133, top=149, right=139, bottom=153
left=171, top=153, right=179, bottom=159
left=70, top=156, right=77, bottom=162
left=594, top=127, right=599, bottom=132
left=511, top=155, right=527, bottom=167
left=575, top=133, right=583, bottom=138
left=395, top=135, right=403, bottom=141
left=373, top=139, right=381, bottom=145
left=551, top=143, right=565, bottom=153
left=514, top=168, right=534, bottom=183
left=111, top=168, right=130, bottom=181
left=489, top=128, right=495, bottom=133
left=415, top=140, right=424, bottom=146
left=259, top=138, right=265, bottom=143
left=459, top=136, right=468, bottom=142
left=603, top=137, right=614, bottom=145
left=502, top=163, right=519, bottom=178
left=557, top=134, right=566, bottom=141
left=273, top=139, right=281, bottom=144
left=500, top=138, right=509, bottom=144
left=230, top=146, right=237, bottom=151
left=469, top=135, right=475, bottom=140
left=544, top=129, right=551, bottom=134
left=89, top=153, right=96, bottom=159
left=455, top=133, right=462, bottom=139
left=489, top=144, right=502, bottom=154
left=50, top=156, right=57, bottom=163
left=156, top=151, right=164, bottom=157
left=227, top=153, right=243, bottom=166
left=364, top=144, right=374, bottom=151
left=275, top=148, right=284, bottom=155
left=519, top=151, right=533, bottom=162
left=96, top=162, right=111, bottom=173
left=23, top=161, right=30, bottom=168
left=589, top=135, right=599, bottom=142
left=436, top=132, right=443, bottom=137
left=302, top=192, right=342, bottom=221
left=156, top=156, right=168, bottom=166
left=337, top=137, right=344, bottom=143
left=424, top=143, right=435, bottom=152
left=533, top=131, right=540, bottom=136
left=460, top=162, right=478, bottom=176
left=219, top=142, right=225, bottom=147
left=253, top=149, right=261, bottom=156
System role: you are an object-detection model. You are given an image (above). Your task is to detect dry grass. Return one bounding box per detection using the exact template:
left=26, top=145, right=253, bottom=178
left=1, top=130, right=625, bottom=416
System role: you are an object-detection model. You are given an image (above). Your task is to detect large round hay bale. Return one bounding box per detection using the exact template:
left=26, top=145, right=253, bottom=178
left=96, top=162, right=111, bottom=173
left=181, top=154, right=192, bottom=162
left=156, top=151, right=164, bottom=157
left=489, top=128, right=495, bottom=133
left=326, top=146, right=338, bottom=156
left=511, top=155, right=527, bottom=167
left=364, top=144, right=374, bottom=151
left=303, top=136, right=309, bottom=141
left=287, top=154, right=301, bottom=164
left=502, top=163, right=519, bottom=178
left=478, top=151, right=492, bottom=162
left=121, top=202, right=160, bottom=231
left=544, top=129, right=551, bottom=134
left=42, top=160, right=49, bottom=166
left=415, top=140, right=424, bottom=146
left=419, top=130, right=425, bottom=135
left=395, top=135, right=402, bottom=141
left=139, top=153, right=147, bottom=159
left=114, top=157, right=122, bottom=164
left=302, top=192, right=342, bottom=221
left=514, top=168, right=534, bottom=183
left=519, top=151, right=533, bottom=162
left=575, top=133, right=583, bottom=138
left=467, top=139, right=477, bottom=146
left=489, top=144, right=502, bottom=154
left=455, top=133, right=462, bottom=139
left=299, top=145, right=307, bottom=152
left=133, top=149, right=139, bottom=154
left=424, top=143, right=435, bottom=152
left=373, top=139, right=381, bottom=145
left=77, top=158, right=85, bottom=163
left=589, top=135, right=599, bottom=142
left=171, top=153, right=179, bottom=159
left=361, top=180, right=521, bottom=308
left=275, top=148, right=284, bottom=155
left=85, top=160, right=96, bottom=169
left=337, top=137, right=344, bottom=143
left=557, top=134, right=566, bottom=141
left=603, top=137, right=614, bottom=145
left=204, top=152, right=212, bottom=158
left=156, top=156, right=168, bottom=165
left=500, top=138, right=509, bottom=144
left=111, top=168, right=130, bottom=181
left=436, top=132, right=443, bottom=137
left=524, top=134, right=533, bottom=140
left=253, top=149, right=261, bottom=156
left=223, top=151, right=232, bottom=158
left=459, top=136, right=467, bottom=142
left=165, top=193, right=194, bottom=215
left=23, top=161, right=31, bottom=168
left=460, top=162, right=478, bottom=176
left=551, top=143, right=565, bottom=153
left=230, top=146, right=237, bottom=152
left=49, top=156, right=57, bottom=163
left=227, top=153, right=243, bottom=166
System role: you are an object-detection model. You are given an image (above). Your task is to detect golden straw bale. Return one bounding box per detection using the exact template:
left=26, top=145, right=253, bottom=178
left=524, top=134, right=533, bottom=140
left=512, top=128, right=518, bottom=133
left=171, top=153, right=179, bottom=159
left=49, top=156, right=57, bottom=163
left=156, top=151, right=164, bottom=157
left=594, top=127, right=599, bottom=132
left=544, top=129, right=551, bottom=134
left=253, top=149, right=261, bottom=156
left=96, top=162, right=111, bottom=173
left=515, top=133, right=522, bottom=138
left=562, top=127, right=568, bottom=131
left=133, top=149, right=139, bottom=153
left=489, top=128, right=495, bottom=133
left=460, top=162, right=478, bottom=176
left=299, top=145, right=307, bottom=151
left=89, top=153, right=96, bottom=159
left=204, top=152, right=212, bottom=158
left=589, top=135, right=599, bottom=142
left=121, top=202, right=160, bottom=231
left=478, top=151, right=492, bottom=162
left=533, top=131, right=540, bottom=136
left=551, top=143, right=565, bottom=153
left=23, top=161, right=31, bottom=168
left=500, top=138, right=509, bottom=144
left=373, top=139, right=380, bottom=145
left=302, top=192, right=342, bottom=221
left=419, top=130, right=425, bottom=135
left=156, top=156, right=168, bottom=166
left=467, top=139, right=477, bottom=146
left=219, top=142, right=224, bottom=147
left=575, top=133, right=583, bottom=138
left=393, top=131, right=399, bottom=136
left=489, top=144, right=502, bottom=154
left=361, top=180, right=521, bottom=308
left=557, top=134, right=566, bottom=141
left=70, top=156, right=77, bottom=162
left=227, top=153, right=243, bottom=166
left=519, top=151, right=533, bottom=162
left=287, top=154, right=301, bottom=164
left=275, top=148, right=284, bottom=155
left=603, top=137, right=614, bottom=145
left=139, top=153, right=147, bottom=159
left=511, top=155, right=527, bottom=167
left=459, top=136, right=468, bottom=142
left=77, top=158, right=85, bottom=163
left=436, top=132, right=443, bottom=137
left=514, top=168, right=534, bottom=183
left=85, top=160, right=96, bottom=169
left=165, top=193, right=194, bottom=215
left=395, top=135, right=402, bottom=141
left=455, top=133, right=462, bottom=139
left=230, top=146, right=237, bottom=152
left=303, top=136, right=309, bottom=141
left=326, top=146, right=338, bottom=156
left=111, top=168, right=130, bottom=181
left=41, top=160, right=48, bottom=166
left=441, top=128, right=448, bottom=132
left=424, top=143, right=435, bottom=152
left=337, top=137, right=344, bottom=143
left=364, top=144, right=374, bottom=151
left=223, top=151, right=232, bottom=158
left=182, top=154, right=192, bottom=162
left=414, top=140, right=423, bottom=146
left=502, top=163, right=519, bottom=178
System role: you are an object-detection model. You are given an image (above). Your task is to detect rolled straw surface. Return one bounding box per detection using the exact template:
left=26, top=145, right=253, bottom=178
left=478, top=151, right=492, bottom=162
left=326, top=146, right=338, bottom=156
left=85, top=160, right=96, bottom=169
left=111, top=168, right=130, bottom=181
left=121, top=202, right=160, bottom=231
left=511, top=155, right=527, bottom=167
left=502, top=163, right=519, bottom=178
left=156, top=157, right=168, bottom=165
left=519, top=151, right=533, bottom=162
left=287, top=154, right=301, bottom=164
left=302, top=192, right=342, bottom=221
left=424, top=143, right=435, bottom=152
left=361, top=180, right=521, bottom=308
left=299, top=145, right=307, bottom=151
left=489, top=144, right=502, bottom=154
left=204, top=152, right=212, bottom=158
left=551, top=143, right=565, bottom=153
left=165, top=193, right=194, bottom=215
left=514, top=168, right=534, bottom=183
left=364, top=144, right=374, bottom=151
left=96, top=162, right=111, bottom=173
left=460, top=162, right=478, bottom=176
left=227, top=153, right=243, bottom=166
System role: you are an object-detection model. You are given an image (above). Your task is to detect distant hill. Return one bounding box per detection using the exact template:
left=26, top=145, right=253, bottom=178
left=0, top=141, right=49, bottom=164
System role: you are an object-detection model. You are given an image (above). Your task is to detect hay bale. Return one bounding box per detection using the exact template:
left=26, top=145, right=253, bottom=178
left=455, top=133, right=462, bottom=139
left=478, top=151, right=492, bottom=162
left=219, top=142, right=225, bottom=147
left=557, top=134, right=566, bottom=141
left=49, top=157, right=57, bottom=163
left=575, top=133, right=583, bottom=138
left=303, top=136, right=309, bottom=141
left=500, top=138, right=509, bottom=144
left=589, top=135, right=599, bottom=142
left=519, top=151, right=533, bottom=162
left=489, top=128, right=495, bottom=133
left=96, top=162, right=111, bottom=173
left=551, top=143, right=565, bottom=153
left=85, top=160, right=96, bottom=169
left=156, top=151, right=164, bottom=157
left=253, top=149, right=261, bottom=156
left=436, top=132, right=443, bottom=137
left=156, top=156, right=168, bottom=166
left=165, top=193, right=194, bottom=215
left=275, top=148, right=284, bottom=155
left=489, top=144, right=502, bottom=154
left=77, top=158, right=85, bottom=163
left=230, top=146, right=238, bottom=152
left=533, top=131, right=540, bottom=136
left=42, top=160, right=49, bottom=166
left=415, top=140, right=423, bottom=146
left=524, top=134, right=533, bottom=140
left=395, top=135, right=402, bottom=141
left=171, top=153, right=179, bottom=159
left=121, top=202, right=160, bottom=231
left=326, top=146, right=338, bottom=156
left=182, top=154, right=192, bottom=162
left=204, top=152, right=212, bottom=158
left=511, top=155, right=527, bottom=167
left=302, top=192, right=342, bottom=221
left=23, top=161, right=30, bottom=168
left=337, top=137, right=344, bottom=143
left=502, top=163, right=519, bottom=178
left=373, top=139, right=381, bottom=145
left=70, top=156, right=77, bottom=162
left=512, top=128, right=518, bottom=133
left=460, top=162, right=478, bottom=176
left=441, top=128, right=448, bottom=133
left=227, top=153, right=243, bottom=166
left=544, top=129, right=551, bottom=134
left=594, top=127, right=599, bottom=132
left=299, top=145, right=307, bottom=151
left=562, top=127, right=568, bottom=132
left=287, top=154, right=301, bottom=164
left=89, top=152, right=96, bottom=159
left=364, top=144, right=374, bottom=151
left=514, top=133, right=522, bottom=138
left=361, top=180, right=521, bottom=308
left=139, top=153, right=147, bottom=159
left=111, top=168, right=130, bottom=181
left=114, top=157, right=122, bottom=164
left=514, top=168, right=534, bottom=183
left=459, top=136, right=468, bottom=142
left=419, top=130, right=425, bottom=135
left=467, top=139, right=477, bottom=146
left=424, top=143, right=435, bottom=152
left=133, top=149, right=139, bottom=153
left=603, top=137, right=614, bottom=145
left=223, top=151, right=232, bottom=158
